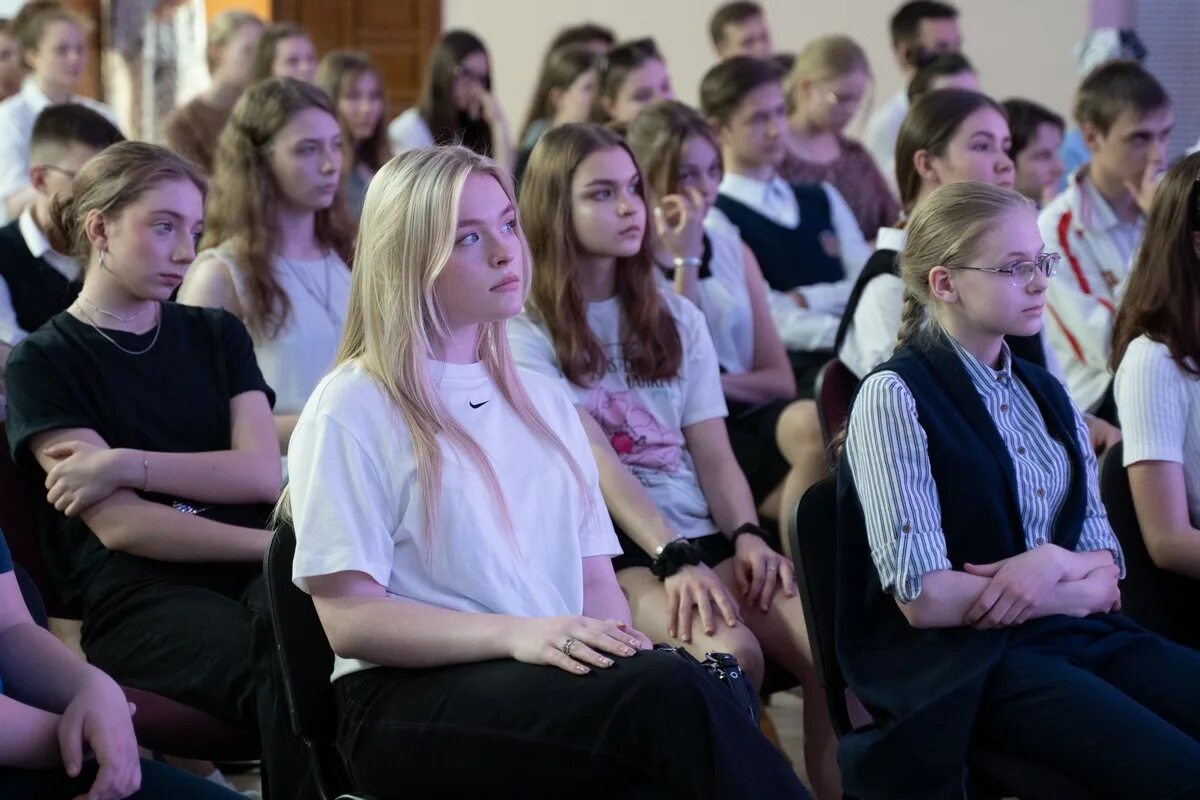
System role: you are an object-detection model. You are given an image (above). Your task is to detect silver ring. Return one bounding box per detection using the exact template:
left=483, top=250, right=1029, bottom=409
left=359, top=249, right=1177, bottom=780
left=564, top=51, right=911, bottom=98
left=560, top=637, right=578, bottom=657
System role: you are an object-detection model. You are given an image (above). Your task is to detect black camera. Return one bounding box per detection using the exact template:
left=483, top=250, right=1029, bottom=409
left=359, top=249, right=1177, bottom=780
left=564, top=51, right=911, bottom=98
left=653, top=645, right=759, bottom=723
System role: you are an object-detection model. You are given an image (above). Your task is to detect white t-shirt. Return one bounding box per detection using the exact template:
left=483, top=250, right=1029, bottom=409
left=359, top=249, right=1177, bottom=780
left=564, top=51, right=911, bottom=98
left=677, top=211, right=755, bottom=376
left=192, top=245, right=351, bottom=415
left=288, top=359, right=619, bottom=681
left=508, top=290, right=728, bottom=540
left=1114, top=336, right=1200, bottom=527
left=387, top=107, right=435, bottom=155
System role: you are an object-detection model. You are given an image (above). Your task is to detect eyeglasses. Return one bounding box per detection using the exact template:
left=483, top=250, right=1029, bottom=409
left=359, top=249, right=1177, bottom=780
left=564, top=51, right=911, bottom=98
left=37, top=164, right=77, bottom=179
left=951, top=252, right=1060, bottom=287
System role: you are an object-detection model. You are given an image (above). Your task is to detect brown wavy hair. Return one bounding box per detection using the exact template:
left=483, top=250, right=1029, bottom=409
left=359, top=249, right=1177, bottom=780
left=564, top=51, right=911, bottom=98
left=520, top=122, right=681, bottom=386
left=315, top=49, right=390, bottom=172
left=1111, top=151, right=1200, bottom=377
left=201, top=77, right=354, bottom=339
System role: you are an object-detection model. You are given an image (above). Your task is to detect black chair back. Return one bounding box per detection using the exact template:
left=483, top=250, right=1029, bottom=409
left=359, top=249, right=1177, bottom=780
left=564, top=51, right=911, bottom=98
left=1099, top=442, right=1200, bottom=648
left=13, top=560, right=48, bottom=629
left=264, top=519, right=363, bottom=800
left=787, top=477, right=853, bottom=737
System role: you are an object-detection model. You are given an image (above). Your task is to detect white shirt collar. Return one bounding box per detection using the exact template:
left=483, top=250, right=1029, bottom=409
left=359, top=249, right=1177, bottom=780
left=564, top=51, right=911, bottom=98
left=19, top=207, right=79, bottom=281
left=875, top=226, right=908, bottom=251
left=718, top=171, right=798, bottom=227
left=20, top=78, right=54, bottom=113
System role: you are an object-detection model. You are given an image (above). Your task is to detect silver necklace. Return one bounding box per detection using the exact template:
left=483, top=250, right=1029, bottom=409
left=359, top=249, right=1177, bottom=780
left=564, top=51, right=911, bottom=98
left=280, top=252, right=341, bottom=328
left=74, top=301, right=162, bottom=356
left=77, top=293, right=154, bottom=323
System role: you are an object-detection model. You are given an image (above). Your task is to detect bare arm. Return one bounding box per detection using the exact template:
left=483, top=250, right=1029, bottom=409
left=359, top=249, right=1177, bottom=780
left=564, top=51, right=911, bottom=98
left=1128, top=461, right=1200, bottom=579
left=36, top=390, right=282, bottom=509
left=684, top=416, right=758, bottom=535
left=581, top=555, right=633, bottom=626
left=575, top=407, right=677, bottom=554
left=720, top=244, right=796, bottom=405
left=308, top=570, right=646, bottom=673
left=31, top=428, right=270, bottom=562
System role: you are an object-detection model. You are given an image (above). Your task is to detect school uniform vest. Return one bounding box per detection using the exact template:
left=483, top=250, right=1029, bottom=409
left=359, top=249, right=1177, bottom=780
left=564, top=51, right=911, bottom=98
left=714, top=183, right=843, bottom=292
left=833, top=248, right=1047, bottom=368
left=0, top=220, right=78, bottom=335
left=835, top=333, right=1088, bottom=800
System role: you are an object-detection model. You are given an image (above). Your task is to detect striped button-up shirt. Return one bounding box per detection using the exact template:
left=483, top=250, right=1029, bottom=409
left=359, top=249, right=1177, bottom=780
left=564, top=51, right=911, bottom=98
left=846, top=338, right=1124, bottom=602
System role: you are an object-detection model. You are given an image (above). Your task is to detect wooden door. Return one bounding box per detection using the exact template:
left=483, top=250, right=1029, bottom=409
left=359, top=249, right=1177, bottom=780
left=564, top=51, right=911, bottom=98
left=272, top=0, right=440, bottom=114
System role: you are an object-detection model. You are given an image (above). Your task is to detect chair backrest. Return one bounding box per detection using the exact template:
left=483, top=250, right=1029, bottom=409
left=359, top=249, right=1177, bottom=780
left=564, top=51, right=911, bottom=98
left=0, top=422, right=73, bottom=619
left=787, top=476, right=853, bottom=737
left=814, top=358, right=859, bottom=448
left=1099, top=441, right=1200, bottom=648
left=264, top=520, right=338, bottom=740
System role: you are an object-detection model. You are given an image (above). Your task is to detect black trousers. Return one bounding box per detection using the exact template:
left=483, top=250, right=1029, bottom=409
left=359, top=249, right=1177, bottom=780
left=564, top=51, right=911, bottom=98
left=0, top=758, right=240, bottom=799
left=975, top=620, right=1200, bottom=799
left=334, top=649, right=808, bottom=799
left=80, top=566, right=312, bottom=799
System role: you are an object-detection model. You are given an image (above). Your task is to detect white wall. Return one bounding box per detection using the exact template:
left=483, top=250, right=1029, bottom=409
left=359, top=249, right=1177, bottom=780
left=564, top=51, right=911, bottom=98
left=444, top=0, right=1091, bottom=138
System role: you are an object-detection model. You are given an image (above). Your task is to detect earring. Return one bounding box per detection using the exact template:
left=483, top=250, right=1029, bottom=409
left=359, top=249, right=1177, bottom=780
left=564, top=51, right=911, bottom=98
left=98, top=249, right=109, bottom=272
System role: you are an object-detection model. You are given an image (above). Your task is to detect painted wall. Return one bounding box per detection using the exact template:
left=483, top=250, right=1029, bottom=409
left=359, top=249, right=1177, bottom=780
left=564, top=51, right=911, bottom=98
left=443, top=0, right=1091, bottom=138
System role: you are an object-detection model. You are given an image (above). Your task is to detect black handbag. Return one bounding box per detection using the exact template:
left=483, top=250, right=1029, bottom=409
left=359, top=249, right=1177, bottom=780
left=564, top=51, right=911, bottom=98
left=653, top=644, right=760, bottom=722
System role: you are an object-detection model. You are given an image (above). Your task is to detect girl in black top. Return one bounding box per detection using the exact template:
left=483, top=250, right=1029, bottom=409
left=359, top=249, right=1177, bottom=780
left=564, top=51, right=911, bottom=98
left=3, top=143, right=281, bottom=752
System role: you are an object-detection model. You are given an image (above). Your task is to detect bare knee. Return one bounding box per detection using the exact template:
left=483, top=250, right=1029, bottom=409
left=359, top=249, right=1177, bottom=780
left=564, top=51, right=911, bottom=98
left=776, top=400, right=822, bottom=462
left=697, top=626, right=765, bottom=690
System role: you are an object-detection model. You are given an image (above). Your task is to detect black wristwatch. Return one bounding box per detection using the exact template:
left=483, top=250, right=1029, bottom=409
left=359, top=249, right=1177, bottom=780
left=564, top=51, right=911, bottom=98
left=730, top=522, right=769, bottom=547
left=650, top=537, right=703, bottom=580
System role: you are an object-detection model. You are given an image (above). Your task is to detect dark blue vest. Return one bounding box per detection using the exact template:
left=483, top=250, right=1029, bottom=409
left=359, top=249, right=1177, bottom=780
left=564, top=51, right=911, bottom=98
left=835, top=334, right=1092, bottom=799
left=714, top=182, right=843, bottom=293
left=0, top=220, right=78, bottom=336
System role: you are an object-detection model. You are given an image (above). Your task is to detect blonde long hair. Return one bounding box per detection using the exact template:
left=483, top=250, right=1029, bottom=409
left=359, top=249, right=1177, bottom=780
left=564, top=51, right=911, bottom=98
left=332, top=146, right=590, bottom=553
left=896, top=181, right=1031, bottom=347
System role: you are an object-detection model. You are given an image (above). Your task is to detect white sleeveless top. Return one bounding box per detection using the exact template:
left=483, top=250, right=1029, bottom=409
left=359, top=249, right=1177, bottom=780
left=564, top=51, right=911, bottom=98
left=688, top=211, right=755, bottom=375
left=199, top=245, right=351, bottom=414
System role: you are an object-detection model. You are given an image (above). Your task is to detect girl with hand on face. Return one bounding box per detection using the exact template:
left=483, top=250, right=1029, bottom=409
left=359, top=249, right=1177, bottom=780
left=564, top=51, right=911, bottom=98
left=0, top=1, right=121, bottom=224
left=838, top=179, right=1200, bottom=800
left=782, top=35, right=898, bottom=242
left=316, top=50, right=390, bottom=221
left=285, top=144, right=807, bottom=800
left=511, top=122, right=840, bottom=799
left=178, top=78, right=354, bottom=457
left=2, top=143, right=283, bottom=767
left=627, top=99, right=828, bottom=557
left=389, top=30, right=513, bottom=171
left=513, top=44, right=598, bottom=185
left=589, top=38, right=674, bottom=126
left=249, top=21, right=317, bottom=84
left=163, top=10, right=263, bottom=176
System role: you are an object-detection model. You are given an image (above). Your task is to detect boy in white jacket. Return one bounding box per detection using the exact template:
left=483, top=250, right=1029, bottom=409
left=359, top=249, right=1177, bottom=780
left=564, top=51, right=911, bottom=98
left=1039, top=60, right=1171, bottom=416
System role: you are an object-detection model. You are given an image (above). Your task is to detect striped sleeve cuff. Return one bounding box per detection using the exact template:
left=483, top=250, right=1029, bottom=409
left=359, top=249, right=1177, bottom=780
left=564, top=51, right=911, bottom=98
left=872, top=526, right=953, bottom=603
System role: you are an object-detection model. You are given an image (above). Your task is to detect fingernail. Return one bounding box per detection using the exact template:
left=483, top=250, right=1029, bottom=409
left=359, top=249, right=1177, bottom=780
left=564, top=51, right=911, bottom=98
left=622, top=646, right=635, bottom=656
left=627, top=638, right=639, bottom=648
left=576, top=664, right=589, bottom=673
left=601, top=657, right=613, bottom=666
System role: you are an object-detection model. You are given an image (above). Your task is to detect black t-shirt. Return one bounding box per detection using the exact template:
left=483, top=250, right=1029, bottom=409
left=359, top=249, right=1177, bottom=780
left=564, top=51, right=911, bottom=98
left=3, top=303, right=275, bottom=609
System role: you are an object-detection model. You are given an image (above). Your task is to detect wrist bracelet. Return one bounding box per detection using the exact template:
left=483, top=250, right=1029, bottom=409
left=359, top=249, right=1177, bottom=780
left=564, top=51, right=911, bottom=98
left=650, top=537, right=703, bottom=581
left=731, top=522, right=769, bottom=546
left=142, top=456, right=149, bottom=493
left=672, top=255, right=703, bottom=268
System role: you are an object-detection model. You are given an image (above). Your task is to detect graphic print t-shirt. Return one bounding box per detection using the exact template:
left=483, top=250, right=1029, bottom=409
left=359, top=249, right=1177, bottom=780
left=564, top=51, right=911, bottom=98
left=509, top=291, right=728, bottom=540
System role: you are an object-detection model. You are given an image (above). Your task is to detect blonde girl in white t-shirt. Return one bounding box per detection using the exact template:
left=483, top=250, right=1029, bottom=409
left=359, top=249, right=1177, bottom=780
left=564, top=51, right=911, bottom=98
left=284, top=145, right=806, bottom=799
left=1112, top=151, right=1200, bottom=590
left=510, top=122, right=840, bottom=799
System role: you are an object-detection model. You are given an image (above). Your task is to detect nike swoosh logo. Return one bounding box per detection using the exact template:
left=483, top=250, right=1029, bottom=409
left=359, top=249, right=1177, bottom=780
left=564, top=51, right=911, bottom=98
left=469, top=400, right=488, bottom=409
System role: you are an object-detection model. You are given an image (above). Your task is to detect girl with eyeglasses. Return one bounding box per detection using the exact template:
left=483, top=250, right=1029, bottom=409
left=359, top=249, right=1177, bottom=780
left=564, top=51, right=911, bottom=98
left=782, top=35, right=898, bottom=242
left=1112, top=152, right=1200, bottom=609
left=590, top=38, right=674, bottom=125
left=837, top=179, right=1200, bottom=800
left=835, top=88, right=1122, bottom=452
left=388, top=30, right=513, bottom=171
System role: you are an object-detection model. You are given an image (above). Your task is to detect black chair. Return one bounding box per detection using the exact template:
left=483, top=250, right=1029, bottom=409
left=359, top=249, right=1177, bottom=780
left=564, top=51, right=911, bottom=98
left=14, top=561, right=48, bottom=629
left=788, top=478, right=1097, bottom=800
left=264, top=520, right=373, bottom=800
left=1099, top=442, right=1200, bottom=649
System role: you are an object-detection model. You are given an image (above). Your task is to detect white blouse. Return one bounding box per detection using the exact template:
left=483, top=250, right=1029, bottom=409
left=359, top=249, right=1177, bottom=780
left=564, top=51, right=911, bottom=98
left=198, top=245, right=351, bottom=415
left=1115, top=335, right=1200, bottom=527
left=387, top=107, right=435, bottom=155
left=682, top=212, right=755, bottom=376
